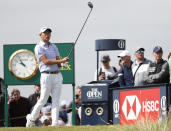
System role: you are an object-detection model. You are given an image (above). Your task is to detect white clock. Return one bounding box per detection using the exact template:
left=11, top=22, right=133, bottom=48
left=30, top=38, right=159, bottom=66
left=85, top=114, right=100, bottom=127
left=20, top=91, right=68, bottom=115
left=8, top=49, right=38, bottom=80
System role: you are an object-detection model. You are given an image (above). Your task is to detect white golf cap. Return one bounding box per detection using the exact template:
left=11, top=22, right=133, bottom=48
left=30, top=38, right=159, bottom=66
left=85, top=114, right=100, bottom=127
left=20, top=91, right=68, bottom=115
left=40, top=27, right=52, bottom=34
left=40, top=115, right=49, bottom=123
left=118, top=50, right=130, bottom=57
left=61, top=100, right=67, bottom=106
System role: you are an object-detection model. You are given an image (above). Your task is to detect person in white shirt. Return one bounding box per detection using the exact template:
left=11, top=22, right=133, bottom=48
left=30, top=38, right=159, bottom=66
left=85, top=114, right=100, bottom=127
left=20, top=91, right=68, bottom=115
left=94, top=54, right=118, bottom=81
left=132, top=47, right=152, bottom=86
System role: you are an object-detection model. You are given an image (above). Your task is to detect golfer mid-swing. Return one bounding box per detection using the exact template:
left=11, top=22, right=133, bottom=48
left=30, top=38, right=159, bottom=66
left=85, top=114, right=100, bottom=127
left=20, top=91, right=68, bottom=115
left=26, top=27, right=69, bottom=127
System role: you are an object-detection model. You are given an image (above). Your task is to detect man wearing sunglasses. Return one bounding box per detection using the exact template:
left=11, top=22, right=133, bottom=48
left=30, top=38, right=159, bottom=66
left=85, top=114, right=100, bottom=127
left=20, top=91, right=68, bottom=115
left=145, top=46, right=170, bottom=84
left=132, top=47, right=152, bottom=86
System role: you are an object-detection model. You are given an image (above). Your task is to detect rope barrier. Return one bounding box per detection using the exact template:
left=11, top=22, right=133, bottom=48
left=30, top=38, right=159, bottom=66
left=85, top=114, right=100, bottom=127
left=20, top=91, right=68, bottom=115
left=0, top=107, right=72, bottom=122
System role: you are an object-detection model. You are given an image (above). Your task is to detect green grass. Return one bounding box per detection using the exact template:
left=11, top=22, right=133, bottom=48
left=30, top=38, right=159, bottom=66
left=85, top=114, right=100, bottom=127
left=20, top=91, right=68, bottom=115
left=0, top=121, right=171, bottom=131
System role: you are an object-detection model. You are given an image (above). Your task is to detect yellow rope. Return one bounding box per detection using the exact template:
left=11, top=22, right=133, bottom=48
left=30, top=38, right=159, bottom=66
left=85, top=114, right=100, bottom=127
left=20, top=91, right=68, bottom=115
left=0, top=107, right=72, bottom=122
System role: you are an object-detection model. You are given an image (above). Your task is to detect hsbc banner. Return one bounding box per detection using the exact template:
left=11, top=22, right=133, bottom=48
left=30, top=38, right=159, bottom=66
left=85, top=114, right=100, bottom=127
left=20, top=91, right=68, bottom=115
left=113, top=85, right=167, bottom=125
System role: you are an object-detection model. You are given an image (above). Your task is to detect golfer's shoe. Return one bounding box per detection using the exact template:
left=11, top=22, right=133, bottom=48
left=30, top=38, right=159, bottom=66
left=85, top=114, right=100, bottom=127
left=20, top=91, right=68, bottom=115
left=26, top=114, right=35, bottom=127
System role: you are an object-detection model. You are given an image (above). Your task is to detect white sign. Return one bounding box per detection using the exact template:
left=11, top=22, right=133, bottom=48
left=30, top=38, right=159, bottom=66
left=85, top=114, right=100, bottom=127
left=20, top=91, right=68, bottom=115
left=87, top=88, right=102, bottom=99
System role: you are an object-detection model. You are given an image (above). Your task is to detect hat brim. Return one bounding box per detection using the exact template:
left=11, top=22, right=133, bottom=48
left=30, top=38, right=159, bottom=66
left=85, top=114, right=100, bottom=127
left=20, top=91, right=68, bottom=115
left=101, top=60, right=110, bottom=62
left=136, top=48, right=145, bottom=52
left=153, top=50, right=163, bottom=53
left=43, top=29, right=52, bottom=33
left=40, top=28, right=52, bottom=34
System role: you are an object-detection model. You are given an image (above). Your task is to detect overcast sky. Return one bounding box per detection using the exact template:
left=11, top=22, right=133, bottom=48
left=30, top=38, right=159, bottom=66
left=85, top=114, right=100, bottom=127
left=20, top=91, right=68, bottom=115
left=1, top=0, right=171, bottom=104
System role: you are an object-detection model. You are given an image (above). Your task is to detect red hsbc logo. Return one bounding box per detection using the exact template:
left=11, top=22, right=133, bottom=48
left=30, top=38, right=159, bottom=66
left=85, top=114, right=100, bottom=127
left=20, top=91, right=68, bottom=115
left=122, top=95, right=141, bottom=120
left=120, top=88, right=160, bottom=125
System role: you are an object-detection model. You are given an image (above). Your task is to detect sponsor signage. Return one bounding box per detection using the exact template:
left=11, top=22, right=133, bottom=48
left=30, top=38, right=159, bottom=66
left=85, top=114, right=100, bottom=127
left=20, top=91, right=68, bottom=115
left=87, top=88, right=102, bottom=99
left=95, top=39, right=126, bottom=51
left=81, top=85, right=108, bottom=102
left=120, top=88, right=160, bottom=125
left=113, top=85, right=168, bottom=125
left=117, top=40, right=125, bottom=49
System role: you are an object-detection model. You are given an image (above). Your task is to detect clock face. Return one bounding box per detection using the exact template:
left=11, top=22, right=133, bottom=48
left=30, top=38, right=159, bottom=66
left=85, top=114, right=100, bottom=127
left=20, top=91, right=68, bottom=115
left=8, top=49, right=38, bottom=80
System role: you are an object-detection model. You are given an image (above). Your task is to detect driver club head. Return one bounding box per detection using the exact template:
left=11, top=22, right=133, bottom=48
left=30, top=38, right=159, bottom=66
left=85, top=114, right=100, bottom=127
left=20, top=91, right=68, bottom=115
left=88, top=2, right=93, bottom=9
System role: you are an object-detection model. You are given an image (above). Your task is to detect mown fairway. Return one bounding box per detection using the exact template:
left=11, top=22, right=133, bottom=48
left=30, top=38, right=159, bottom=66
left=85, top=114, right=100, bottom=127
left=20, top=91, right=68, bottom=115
left=1, top=120, right=171, bottom=131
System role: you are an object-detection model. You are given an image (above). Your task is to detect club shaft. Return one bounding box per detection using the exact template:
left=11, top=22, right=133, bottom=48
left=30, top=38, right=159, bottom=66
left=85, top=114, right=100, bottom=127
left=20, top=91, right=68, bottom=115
left=67, top=8, right=93, bottom=57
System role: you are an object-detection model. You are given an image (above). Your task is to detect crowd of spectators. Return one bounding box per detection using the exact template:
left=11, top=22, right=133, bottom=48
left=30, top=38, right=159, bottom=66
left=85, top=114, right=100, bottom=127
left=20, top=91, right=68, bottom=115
left=96, top=46, right=171, bottom=87
left=0, top=83, right=81, bottom=127
left=117, top=46, right=170, bottom=87
left=0, top=83, right=78, bottom=127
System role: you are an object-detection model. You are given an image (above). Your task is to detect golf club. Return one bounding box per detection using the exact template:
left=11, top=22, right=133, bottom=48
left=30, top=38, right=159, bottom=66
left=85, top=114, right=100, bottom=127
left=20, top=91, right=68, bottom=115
left=67, top=1, right=93, bottom=57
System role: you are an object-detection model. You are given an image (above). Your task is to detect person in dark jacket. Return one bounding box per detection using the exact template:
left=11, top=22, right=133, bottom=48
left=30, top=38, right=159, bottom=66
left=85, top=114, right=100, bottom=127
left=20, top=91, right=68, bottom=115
left=59, top=100, right=68, bottom=125
left=145, top=46, right=170, bottom=84
left=67, top=86, right=81, bottom=125
left=28, top=85, right=52, bottom=108
left=9, top=89, right=31, bottom=127
left=0, top=78, right=5, bottom=127
left=118, top=50, right=134, bottom=87
left=168, top=53, right=171, bottom=83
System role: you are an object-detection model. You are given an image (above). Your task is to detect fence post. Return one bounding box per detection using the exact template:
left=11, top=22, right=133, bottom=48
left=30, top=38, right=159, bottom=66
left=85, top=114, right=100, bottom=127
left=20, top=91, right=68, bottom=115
left=4, top=85, right=8, bottom=127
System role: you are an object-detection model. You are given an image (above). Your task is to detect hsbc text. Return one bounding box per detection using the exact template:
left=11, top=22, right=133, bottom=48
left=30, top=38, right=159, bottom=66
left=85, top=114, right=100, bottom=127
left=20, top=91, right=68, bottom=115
left=142, top=100, right=159, bottom=112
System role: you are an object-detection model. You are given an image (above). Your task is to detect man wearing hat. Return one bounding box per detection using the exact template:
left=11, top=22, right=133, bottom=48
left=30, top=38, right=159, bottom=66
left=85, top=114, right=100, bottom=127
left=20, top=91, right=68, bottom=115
left=26, top=27, right=69, bottom=127
left=145, top=46, right=170, bottom=84
left=94, top=54, right=118, bottom=81
left=118, top=50, right=134, bottom=87
left=132, top=47, right=152, bottom=86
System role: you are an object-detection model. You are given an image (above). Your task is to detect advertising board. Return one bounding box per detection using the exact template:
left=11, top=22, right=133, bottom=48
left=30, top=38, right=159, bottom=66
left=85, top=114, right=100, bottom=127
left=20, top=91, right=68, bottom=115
left=113, top=85, right=167, bottom=125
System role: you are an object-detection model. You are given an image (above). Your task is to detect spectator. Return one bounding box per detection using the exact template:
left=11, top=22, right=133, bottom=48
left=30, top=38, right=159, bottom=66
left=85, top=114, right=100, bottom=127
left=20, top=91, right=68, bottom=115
left=34, top=99, right=52, bottom=126
left=145, top=46, right=170, bottom=84
left=119, top=59, right=124, bottom=67
left=59, top=100, right=68, bottom=125
left=118, top=50, right=134, bottom=87
left=8, top=89, right=31, bottom=127
left=41, top=103, right=52, bottom=116
left=168, top=53, right=171, bottom=83
left=168, top=53, right=171, bottom=60
left=28, top=85, right=52, bottom=108
left=94, top=54, right=118, bottom=81
left=67, top=86, right=81, bottom=125
left=40, top=115, right=50, bottom=126
left=39, top=103, right=52, bottom=126
left=0, top=78, right=5, bottom=127
left=132, top=47, right=152, bottom=86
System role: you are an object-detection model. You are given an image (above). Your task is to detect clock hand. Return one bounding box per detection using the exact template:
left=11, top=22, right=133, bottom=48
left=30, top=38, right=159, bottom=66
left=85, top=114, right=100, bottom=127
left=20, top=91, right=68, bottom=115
left=19, top=62, right=26, bottom=67
left=17, top=56, right=26, bottom=67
